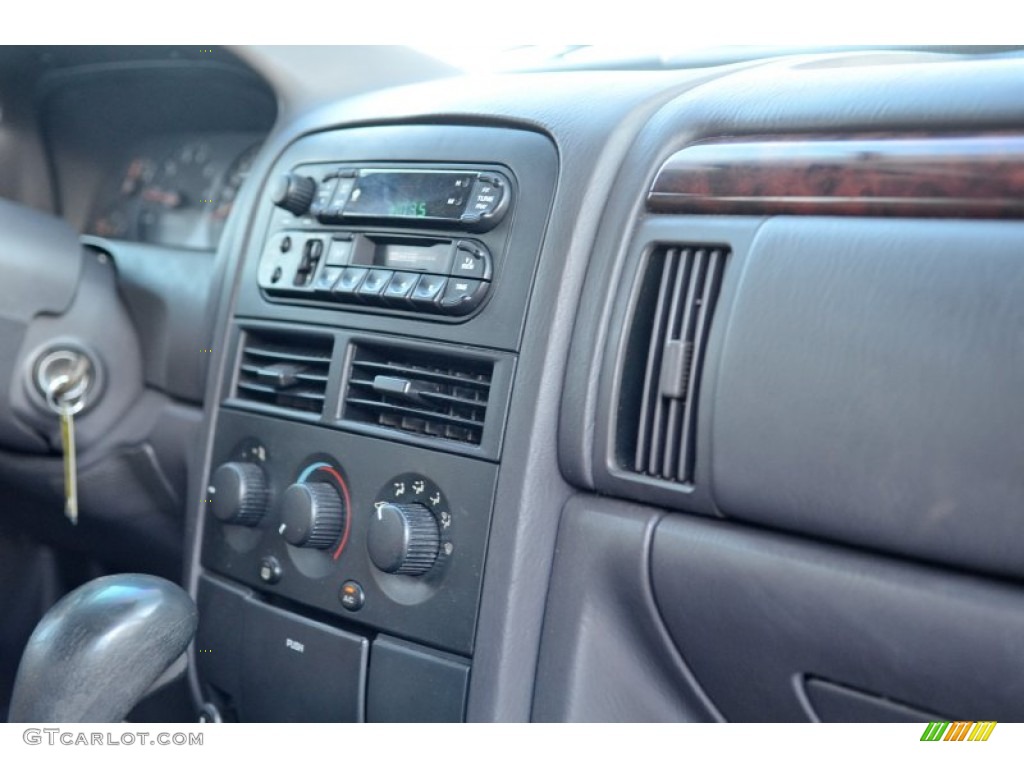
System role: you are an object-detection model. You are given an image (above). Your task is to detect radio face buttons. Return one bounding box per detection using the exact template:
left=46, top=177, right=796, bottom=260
left=334, top=267, right=368, bottom=297
left=325, top=238, right=353, bottom=267
left=440, top=278, right=487, bottom=315
left=357, top=269, right=394, bottom=299
left=261, top=231, right=494, bottom=318
left=383, top=272, right=419, bottom=304
left=451, top=241, right=491, bottom=280
left=461, top=173, right=509, bottom=227
left=410, top=274, right=447, bottom=308
left=313, top=266, right=343, bottom=294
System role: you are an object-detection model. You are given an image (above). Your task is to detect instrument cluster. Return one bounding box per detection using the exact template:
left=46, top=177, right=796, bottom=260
left=87, top=133, right=262, bottom=251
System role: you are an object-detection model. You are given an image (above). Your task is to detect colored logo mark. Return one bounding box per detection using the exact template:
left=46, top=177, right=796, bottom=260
left=920, top=721, right=997, bottom=742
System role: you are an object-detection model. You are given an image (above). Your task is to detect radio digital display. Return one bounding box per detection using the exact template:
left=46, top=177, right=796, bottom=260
left=344, top=171, right=476, bottom=220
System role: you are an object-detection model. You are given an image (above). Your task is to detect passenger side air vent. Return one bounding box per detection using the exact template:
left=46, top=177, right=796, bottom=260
left=235, top=329, right=334, bottom=415
left=343, top=343, right=493, bottom=446
left=618, top=245, right=728, bottom=485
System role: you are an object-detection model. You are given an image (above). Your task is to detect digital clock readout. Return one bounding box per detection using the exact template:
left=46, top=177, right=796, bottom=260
left=389, top=201, right=428, bottom=217
left=345, top=170, right=475, bottom=220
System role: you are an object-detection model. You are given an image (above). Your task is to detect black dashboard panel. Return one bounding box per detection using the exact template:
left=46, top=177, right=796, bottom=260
left=190, top=120, right=558, bottom=721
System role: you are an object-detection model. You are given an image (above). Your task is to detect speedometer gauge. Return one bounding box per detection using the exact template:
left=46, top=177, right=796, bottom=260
left=138, top=141, right=219, bottom=250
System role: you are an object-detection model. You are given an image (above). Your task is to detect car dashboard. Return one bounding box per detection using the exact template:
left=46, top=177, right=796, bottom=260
left=2, top=45, right=1024, bottom=724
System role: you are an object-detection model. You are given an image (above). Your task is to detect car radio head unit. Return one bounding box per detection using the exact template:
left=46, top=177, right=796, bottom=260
left=271, top=165, right=511, bottom=231
left=258, top=163, right=514, bottom=321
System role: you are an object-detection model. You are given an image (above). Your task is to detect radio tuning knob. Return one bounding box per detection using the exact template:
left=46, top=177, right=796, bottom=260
left=209, top=462, right=268, bottom=527
left=367, top=502, right=440, bottom=577
left=270, top=172, right=316, bottom=216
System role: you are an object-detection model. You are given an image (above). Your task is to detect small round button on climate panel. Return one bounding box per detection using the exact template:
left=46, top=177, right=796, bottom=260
left=339, top=580, right=365, bottom=611
left=278, top=461, right=352, bottom=560
left=258, top=555, right=282, bottom=584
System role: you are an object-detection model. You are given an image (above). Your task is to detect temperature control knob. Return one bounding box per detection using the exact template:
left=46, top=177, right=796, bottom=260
left=280, top=481, right=344, bottom=549
left=270, top=173, right=316, bottom=216
left=209, top=462, right=268, bottom=527
left=367, top=502, right=440, bottom=576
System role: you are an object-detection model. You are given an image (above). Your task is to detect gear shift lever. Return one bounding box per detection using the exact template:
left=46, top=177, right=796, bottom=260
left=8, top=574, right=198, bottom=723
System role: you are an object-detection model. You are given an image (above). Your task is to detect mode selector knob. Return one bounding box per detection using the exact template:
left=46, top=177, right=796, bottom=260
left=270, top=172, right=316, bottom=216
left=367, top=502, right=440, bottom=577
left=209, top=462, right=268, bottom=526
left=280, top=481, right=344, bottom=549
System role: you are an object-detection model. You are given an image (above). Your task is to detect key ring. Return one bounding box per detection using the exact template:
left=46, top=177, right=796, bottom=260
left=45, top=375, right=87, bottom=416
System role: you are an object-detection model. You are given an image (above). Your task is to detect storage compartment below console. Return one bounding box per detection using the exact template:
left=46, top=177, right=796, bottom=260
left=196, top=575, right=470, bottom=722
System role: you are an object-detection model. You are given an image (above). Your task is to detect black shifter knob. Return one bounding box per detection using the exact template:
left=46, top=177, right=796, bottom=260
left=270, top=172, right=316, bottom=216
left=8, top=574, right=197, bottom=723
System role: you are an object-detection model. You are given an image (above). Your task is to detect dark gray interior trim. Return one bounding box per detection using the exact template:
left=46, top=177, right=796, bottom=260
left=651, top=514, right=1024, bottom=722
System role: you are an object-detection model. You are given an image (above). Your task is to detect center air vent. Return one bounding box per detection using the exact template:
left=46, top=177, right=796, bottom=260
left=343, top=343, right=492, bottom=446
left=618, top=244, right=728, bottom=485
left=235, top=329, right=334, bottom=415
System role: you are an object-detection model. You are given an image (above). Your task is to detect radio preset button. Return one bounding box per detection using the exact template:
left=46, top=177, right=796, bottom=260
left=357, top=269, right=395, bottom=299
left=383, top=271, right=419, bottom=304
left=313, top=266, right=344, bottom=293
left=333, top=267, right=369, bottom=298
left=410, top=274, right=447, bottom=309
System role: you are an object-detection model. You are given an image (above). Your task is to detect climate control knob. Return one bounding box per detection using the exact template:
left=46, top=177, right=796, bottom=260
left=280, top=481, right=344, bottom=549
left=367, top=502, right=440, bottom=576
left=270, top=172, right=316, bottom=216
left=209, top=462, right=268, bottom=526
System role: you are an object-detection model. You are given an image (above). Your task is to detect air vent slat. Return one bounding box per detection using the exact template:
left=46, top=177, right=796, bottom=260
left=344, top=398, right=484, bottom=429
left=677, top=248, right=726, bottom=482
left=661, top=247, right=701, bottom=478
left=350, top=360, right=491, bottom=390
left=233, top=330, right=333, bottom=416
left=242, top=345, right=331, bottom=365
left=634, top=248, right=679, bottom=474
left=343, top=343, right=494, bottom=447
left=239, top=364, right=329, bottom=384
left=621, top=244, right=729, bottom=486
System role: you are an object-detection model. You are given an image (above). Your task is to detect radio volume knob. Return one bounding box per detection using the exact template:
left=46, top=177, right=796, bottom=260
left=367, top=502, right=440, bottom=576
left=270, top=173, right=316, bottom=216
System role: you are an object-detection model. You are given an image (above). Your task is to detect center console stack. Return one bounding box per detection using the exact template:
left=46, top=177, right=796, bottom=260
left=190, top=124, right=558, bottom=721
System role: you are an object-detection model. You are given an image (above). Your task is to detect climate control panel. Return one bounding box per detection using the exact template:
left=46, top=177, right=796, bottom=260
left=201, top=409, right=497, bottom=656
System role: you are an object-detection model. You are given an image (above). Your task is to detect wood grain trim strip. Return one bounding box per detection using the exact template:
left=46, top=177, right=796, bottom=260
left=648, top=134, right=1024, bottom=218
